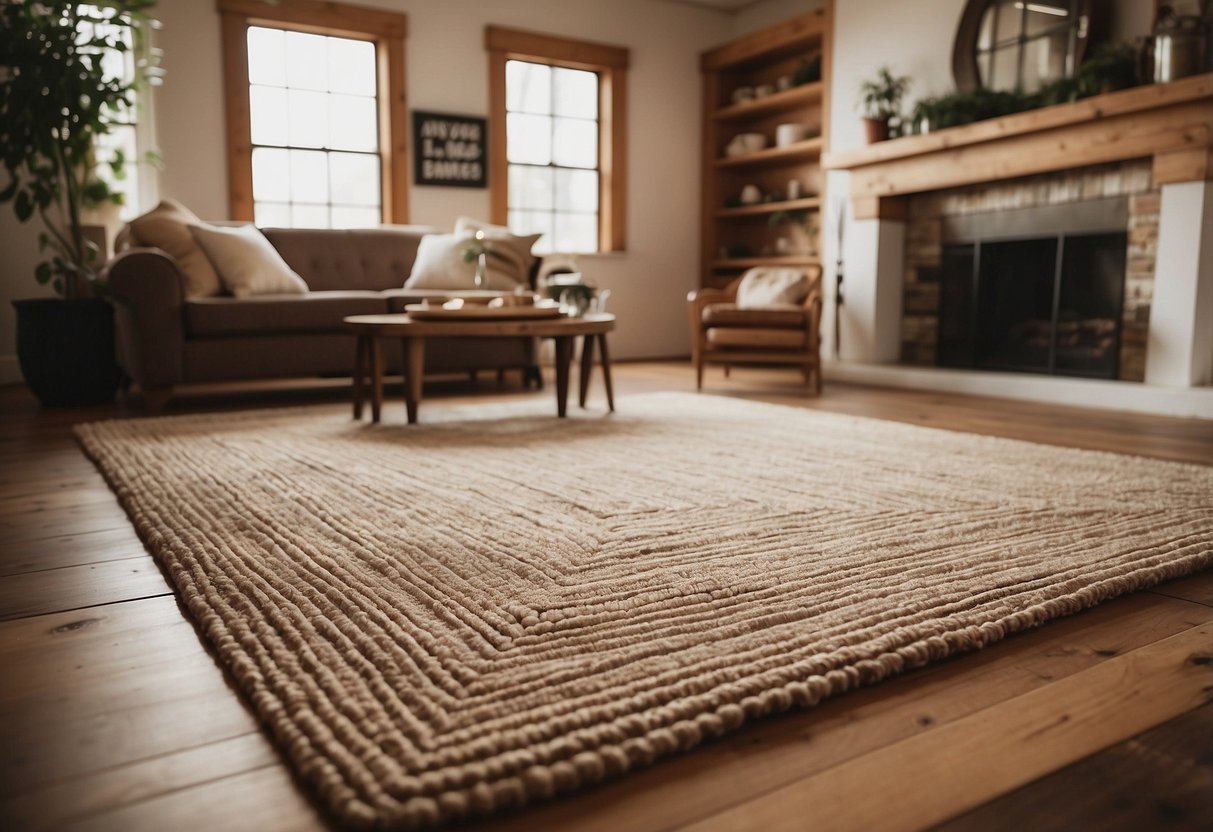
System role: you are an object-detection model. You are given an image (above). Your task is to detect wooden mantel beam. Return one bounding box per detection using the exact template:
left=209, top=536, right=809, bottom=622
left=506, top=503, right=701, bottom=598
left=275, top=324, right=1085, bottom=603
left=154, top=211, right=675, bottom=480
left=823, top=74, right=1213, bottom=219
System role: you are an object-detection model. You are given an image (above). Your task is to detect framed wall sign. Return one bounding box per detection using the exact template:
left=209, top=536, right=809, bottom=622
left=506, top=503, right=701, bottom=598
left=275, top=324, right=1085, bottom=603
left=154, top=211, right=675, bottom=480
left=412, top=111, right=488, bottom=188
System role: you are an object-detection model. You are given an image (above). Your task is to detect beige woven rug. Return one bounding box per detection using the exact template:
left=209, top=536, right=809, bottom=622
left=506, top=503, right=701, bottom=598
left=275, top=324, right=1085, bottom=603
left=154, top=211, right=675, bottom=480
left=77, top=393, right=1212, bottom=829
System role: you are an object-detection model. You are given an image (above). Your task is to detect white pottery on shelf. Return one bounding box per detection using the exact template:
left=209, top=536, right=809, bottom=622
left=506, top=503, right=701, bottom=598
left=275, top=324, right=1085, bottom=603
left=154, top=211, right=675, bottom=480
left=775, top=123, right=811, bottom=147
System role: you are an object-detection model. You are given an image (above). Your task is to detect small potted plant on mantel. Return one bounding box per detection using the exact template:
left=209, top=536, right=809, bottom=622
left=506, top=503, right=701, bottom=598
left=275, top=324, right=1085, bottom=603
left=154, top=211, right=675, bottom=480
left=0, top=0, right=159, bottom=406
left=858, top=66, right=910, bottom=144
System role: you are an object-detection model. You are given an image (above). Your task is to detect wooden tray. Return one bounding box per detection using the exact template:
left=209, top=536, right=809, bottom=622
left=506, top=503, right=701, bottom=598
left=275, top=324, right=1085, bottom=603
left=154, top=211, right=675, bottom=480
left=404, top=302, right=564, bottom=321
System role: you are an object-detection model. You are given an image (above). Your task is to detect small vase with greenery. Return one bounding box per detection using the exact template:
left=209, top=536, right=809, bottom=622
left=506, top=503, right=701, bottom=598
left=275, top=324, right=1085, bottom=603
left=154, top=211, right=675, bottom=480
left=858, top=66, right=910, bottom=143
left=461, top=230, right=511, bottom=291
left=0, top=1, right=160, bottom=406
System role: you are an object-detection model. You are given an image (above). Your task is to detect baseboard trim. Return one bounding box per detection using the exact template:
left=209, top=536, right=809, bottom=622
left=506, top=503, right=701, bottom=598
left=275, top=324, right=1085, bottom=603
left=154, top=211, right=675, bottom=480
left=823, top=361, right=1213, bottom=420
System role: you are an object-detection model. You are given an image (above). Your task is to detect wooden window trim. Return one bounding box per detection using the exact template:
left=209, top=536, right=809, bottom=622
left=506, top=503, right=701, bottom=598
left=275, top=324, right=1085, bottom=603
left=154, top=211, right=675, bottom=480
left=216, top=0, right=409, bottom=223
left=485, top=25, right=629, bottom=253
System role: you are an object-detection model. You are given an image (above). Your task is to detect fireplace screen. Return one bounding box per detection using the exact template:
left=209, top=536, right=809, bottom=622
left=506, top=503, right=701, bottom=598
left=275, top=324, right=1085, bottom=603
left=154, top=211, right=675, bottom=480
left=937, top=231, right=1126, bottom=379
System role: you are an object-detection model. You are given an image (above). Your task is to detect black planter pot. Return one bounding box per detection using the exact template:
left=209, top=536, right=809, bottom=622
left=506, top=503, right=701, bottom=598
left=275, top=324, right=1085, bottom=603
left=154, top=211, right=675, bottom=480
left=13, top=298, right=123, bottom=407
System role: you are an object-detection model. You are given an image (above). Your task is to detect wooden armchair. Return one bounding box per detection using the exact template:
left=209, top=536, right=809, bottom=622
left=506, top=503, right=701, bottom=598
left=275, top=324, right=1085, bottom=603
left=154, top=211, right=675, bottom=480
left=687, top=266, right=824, bottom=393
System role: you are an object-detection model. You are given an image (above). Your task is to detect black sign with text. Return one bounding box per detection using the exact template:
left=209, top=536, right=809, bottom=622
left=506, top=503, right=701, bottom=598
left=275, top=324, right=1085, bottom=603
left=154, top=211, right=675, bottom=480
left=412, top=111, right=487, bottom=188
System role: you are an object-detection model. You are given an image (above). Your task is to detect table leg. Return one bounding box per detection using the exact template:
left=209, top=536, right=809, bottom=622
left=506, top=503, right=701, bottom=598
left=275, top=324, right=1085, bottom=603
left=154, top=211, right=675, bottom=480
left=553, top=335, right=573, bottom=418
left=352, top=334, right=367, bottom=420
left=597, top=333, right=615, bottom=413
left=403, top=336, right=426, bottom=424
left=578, top=334, right=595, bottom=408
left=369, top=336, right=384, bottom=423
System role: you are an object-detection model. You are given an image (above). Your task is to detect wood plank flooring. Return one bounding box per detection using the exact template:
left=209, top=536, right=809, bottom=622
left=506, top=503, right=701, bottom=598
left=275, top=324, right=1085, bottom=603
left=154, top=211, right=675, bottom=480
left=0, top=362, right=1210, bottom=831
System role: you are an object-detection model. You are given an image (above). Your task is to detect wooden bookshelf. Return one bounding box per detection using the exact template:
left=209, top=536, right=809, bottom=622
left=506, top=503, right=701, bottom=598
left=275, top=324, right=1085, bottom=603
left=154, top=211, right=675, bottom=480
left=699, top=4, right=833, bottom=288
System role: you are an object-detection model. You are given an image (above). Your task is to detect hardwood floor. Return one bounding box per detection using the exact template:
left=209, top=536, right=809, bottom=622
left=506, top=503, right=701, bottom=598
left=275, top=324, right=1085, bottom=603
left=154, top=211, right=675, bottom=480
left=1, top=362, right=1210, bottom=832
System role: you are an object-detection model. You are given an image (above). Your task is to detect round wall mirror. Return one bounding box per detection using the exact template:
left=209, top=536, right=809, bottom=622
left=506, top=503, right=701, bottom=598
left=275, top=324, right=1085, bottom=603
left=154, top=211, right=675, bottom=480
left=953, top=0, right=1094, bottom=92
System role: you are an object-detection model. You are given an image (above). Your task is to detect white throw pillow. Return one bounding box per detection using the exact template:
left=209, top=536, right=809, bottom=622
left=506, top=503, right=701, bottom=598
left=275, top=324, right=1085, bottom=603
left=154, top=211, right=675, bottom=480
left=735, top=268, right=809, bottom=308
left=404, top=232, right=529, bottom=291
left=187, top=224, right=309, bottom=298
left=454, top=217, right=541, bottom=280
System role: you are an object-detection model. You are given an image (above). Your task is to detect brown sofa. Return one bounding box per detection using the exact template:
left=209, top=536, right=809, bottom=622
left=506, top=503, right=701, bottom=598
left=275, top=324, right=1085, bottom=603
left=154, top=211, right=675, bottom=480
left=108, top=225, right=538, bottom=408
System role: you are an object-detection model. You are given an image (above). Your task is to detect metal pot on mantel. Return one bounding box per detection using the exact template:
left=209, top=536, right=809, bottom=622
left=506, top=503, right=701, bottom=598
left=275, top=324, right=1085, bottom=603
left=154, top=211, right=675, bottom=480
left=1144, top=6, right=1209, bottom=83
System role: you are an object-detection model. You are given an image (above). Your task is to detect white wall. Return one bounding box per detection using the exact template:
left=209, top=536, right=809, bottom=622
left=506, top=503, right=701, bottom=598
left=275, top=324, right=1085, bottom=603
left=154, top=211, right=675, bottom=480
left=0, top=0, right=734, bottom=384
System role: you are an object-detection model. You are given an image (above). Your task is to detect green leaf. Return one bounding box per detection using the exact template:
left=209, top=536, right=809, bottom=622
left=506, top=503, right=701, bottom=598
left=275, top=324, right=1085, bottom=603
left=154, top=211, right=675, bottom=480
left=34, top=262, right=52, bottom=285
left=37, top=232, right=50, bottom=251
left=14, top=191, right=33, bottom=222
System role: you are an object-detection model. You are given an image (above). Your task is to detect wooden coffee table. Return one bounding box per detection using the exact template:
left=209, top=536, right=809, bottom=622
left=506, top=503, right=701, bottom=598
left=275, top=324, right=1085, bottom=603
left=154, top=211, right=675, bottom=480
left=343, top=313, right=616, bottom=424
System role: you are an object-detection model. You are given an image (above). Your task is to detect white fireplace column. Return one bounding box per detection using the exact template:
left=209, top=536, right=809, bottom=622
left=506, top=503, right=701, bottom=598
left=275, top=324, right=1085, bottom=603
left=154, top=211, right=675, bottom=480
left=1144, top=180, right=1213, bottom=388
left=838, top=199, right=905, bottom=363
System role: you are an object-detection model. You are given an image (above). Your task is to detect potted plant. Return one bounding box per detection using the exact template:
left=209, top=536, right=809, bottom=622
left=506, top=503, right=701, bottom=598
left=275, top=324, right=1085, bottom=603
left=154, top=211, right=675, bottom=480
left=0, top=1, right=159, bottom=406
left=858, top=66, right=910, bottom=143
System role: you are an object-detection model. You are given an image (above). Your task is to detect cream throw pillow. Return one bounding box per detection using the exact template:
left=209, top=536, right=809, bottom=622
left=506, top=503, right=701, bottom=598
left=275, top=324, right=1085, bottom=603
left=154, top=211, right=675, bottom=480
left=453, top=217, right=541, bottom=283
left=404, top=232, right=531, bottom=291
left=736, top=268, right=809, bottom=308
left=187, top=224, right=309, bottom=298
left=127, top=199, right=222, bottom=297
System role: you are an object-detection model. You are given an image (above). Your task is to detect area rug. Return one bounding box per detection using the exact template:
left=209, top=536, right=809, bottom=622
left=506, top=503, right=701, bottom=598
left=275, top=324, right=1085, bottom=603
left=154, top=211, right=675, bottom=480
left=76, top=393, right=1212, bottom=829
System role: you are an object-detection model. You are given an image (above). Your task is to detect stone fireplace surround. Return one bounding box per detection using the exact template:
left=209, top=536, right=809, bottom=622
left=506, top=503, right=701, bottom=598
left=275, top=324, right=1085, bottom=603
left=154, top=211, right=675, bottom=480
left=900, top=159, right=1157, bottom=382
left=822, top=75, right=1213, bottom=417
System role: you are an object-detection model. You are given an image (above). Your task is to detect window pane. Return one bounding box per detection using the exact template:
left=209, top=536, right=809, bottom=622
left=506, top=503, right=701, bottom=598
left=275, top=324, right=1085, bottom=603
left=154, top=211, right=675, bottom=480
left=255, top=201, right=291, bottom=227
left=1025, top=2, right=1070, bottom=36
left=288, top=89, right=329, bottom=148
left=331, top=206, right=380, bottom=228
left=249, top=85, right=288, bottom=146
left=291, top=203, right=329, bottom=229
left=329, top=94, right=378, bottom=152
left=977, top=7, right=995, bottom=50
left=328, top=37, right=376, bottom=96
left=285, top=31, right=328, bottom=91
left=508, top=210, right=554, bottom=253
left=507, top=113, right=552, bottom=164
left=94, top=125, right=139, bottom=219
left=289, top=149, right=329, bottom=204
left=509, top=164, right=555, bottom=210
left=994, top=0, right=1023, bottom=46
left=552, top=118, right=597, bottom=168
left=1022, top=33, right=1068, bottom=93
left=252, top=147, right=291, bottom=202
left=554, top=212, right=598, bottom=253
left=506, top=60, right=551, bottom=114
left=555, top=168, right=598, bottom=213
left=330, top=152, right=380, bottom=206
left=989, top=45, right=1019, bottom=91
left=247, top=26, right=285, bottom=87
left=552, top=68, right=598, bottom=119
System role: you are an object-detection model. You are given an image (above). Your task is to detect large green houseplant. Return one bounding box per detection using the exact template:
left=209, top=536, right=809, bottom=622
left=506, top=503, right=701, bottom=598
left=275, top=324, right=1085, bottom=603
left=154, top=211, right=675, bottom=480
left=0, top=0, right=158, bottom=406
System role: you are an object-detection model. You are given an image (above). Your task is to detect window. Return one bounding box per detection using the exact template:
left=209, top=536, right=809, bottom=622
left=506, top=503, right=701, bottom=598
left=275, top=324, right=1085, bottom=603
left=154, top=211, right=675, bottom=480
left=953, top=0, right=1092, bottom=93
left=76, top=3, right=159, bottom=218
left=487, top=26, right=629, bottom=254
left=218, top=0, right=408, bottom=227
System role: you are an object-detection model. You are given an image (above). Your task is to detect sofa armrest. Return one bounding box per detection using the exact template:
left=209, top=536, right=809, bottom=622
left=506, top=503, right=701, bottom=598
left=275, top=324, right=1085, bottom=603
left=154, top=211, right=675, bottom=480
left=106, top=248, right=186, bottom=388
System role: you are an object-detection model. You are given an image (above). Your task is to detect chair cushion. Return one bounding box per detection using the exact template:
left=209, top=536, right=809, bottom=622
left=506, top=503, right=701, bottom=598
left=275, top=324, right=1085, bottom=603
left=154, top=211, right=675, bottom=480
left=185, top=291, right=388, bottom=337
left=736, top=267, right=809, bottom=308
left=706, top=327, right=806, bottom=349
left=702, top=303, right=806, bottom=328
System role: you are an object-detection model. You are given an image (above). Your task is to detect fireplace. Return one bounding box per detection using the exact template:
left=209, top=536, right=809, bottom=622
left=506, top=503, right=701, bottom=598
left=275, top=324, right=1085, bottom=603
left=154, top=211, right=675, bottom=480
left=935, top=198, right=1129, bottom=381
